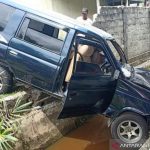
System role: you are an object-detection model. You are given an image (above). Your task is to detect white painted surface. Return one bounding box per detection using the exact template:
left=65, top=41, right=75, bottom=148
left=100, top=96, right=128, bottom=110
left=11, top=0, right=96, bottom=19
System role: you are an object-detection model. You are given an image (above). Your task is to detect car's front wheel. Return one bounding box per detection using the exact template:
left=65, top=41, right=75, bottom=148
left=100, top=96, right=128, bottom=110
left=0, top=66, right=13, bottom=94
left=111, top=112, right=148, bottom=145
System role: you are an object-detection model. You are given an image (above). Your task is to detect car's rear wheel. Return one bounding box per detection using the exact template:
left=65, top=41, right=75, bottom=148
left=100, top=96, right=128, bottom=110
left=111, top=112, right=148, bottom=145
left=0, top=66, right=13, bottom=94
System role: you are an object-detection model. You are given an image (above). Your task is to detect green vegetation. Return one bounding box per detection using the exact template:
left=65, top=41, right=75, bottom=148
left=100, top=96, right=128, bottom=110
left=145, top=66, right=150, bottom=70
left=0, top=92, right=17, bottom=99
left=0, top=119, right=18, bottom=150
left=0, top=96, right=32, bottom=150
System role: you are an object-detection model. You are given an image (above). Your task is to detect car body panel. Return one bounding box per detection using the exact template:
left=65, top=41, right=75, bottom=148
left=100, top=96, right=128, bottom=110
left=7, top=38, right=61, bottom=91
left=105, top=71, right=150, bottom=118
left=6, top=22, right=75, bottom=92
left=0, top=8, right=25, bottom=63
left=59, top=73, right=117, bottom=118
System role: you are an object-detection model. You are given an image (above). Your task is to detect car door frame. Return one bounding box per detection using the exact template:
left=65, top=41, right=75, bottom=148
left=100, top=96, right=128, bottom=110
left=59, top=36, right=120, bottom=118
left=6, top=13, right=75, bottom=97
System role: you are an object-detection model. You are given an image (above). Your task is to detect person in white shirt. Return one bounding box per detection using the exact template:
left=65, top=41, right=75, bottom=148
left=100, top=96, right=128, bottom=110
left=76, top=8, right=93, bottom=26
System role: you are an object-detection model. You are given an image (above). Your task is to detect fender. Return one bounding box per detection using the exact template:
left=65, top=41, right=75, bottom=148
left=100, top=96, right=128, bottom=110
left=0, top=61, right=15, bottom=77
left=108, top=107, right=148, bottom=127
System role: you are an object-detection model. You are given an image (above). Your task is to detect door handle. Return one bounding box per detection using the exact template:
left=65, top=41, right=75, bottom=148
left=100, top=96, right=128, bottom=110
left=70, top=92, right=77, bottom=97
left=9, top=50, right=18, bottom=56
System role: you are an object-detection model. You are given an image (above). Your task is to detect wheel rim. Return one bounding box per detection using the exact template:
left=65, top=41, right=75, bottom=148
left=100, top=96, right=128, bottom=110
left=0, top=77, right=3, bottom=90
left=117, top=120, right=142, bottom=143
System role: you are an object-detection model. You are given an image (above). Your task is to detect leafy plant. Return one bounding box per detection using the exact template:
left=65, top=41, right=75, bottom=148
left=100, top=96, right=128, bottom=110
left=0, top=119, right=18, bottom=150
left=0, top=96, right=32, bottom=150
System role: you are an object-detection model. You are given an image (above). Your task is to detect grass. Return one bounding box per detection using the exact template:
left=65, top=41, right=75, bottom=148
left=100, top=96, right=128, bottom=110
left=0, top=95, right=32, bottom=150
left=0, top=92, right=17, bottom=99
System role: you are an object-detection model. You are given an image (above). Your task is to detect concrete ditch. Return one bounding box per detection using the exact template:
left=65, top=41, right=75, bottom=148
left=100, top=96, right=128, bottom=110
left=0, top=90, right=88, bottom=150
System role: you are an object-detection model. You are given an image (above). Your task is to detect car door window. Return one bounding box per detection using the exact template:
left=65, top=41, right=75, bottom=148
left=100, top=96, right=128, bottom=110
left=75, top=40, right=113, bottom=76
left=17, top=18, right=68, bottom=53
left=0, top=3, right=15, bottom=32
left=65, top=35, right=114, bottom=84
left=107, top=40, right=121, bottom=61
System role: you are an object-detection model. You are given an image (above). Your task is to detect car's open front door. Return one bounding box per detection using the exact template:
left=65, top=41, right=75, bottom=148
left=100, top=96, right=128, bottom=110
left=59, top=37, right=119, bottom=118
left=59, top=72, right=117, bottom=118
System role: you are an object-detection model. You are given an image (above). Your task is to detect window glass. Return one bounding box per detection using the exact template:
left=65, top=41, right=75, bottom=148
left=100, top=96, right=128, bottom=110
left=0, top=3, right=15, bottom=32
left=75, top=43, right=110, bottom=75
left=107, top=40, right=120, bottom=61
left=18, top=18, right=68, bottom=53
left=18, top=18, right=30, bottom=39
left=58, top=30, right=67, bottom=41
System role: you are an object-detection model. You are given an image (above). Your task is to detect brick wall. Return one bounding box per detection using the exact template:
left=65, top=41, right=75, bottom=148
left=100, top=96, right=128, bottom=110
left=93, top=6, right=150, bottom=65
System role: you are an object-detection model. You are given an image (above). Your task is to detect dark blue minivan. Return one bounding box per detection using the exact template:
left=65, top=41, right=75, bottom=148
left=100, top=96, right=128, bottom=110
left=0, top=0, right=150, bottom=145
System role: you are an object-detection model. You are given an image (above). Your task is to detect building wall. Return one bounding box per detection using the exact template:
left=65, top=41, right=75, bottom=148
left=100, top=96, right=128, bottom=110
left=12, top=0, right=97, bottom=19
left=125, top=7, right=150, bottom=62
left=12, top=0, right=53, bottom=11
left=93, top=6, right=150, bottom=65
left=52, top=0, right=97, bottom=19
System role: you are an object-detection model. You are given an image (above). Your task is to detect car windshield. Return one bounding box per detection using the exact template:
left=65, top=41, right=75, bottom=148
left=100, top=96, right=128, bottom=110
left=107, top=40, right=133, bottom=78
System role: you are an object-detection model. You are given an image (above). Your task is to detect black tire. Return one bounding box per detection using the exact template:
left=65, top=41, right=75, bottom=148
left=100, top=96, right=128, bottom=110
left=0, top=66, right=13, bottom=94
left=111, top=112, right=148, bottom=146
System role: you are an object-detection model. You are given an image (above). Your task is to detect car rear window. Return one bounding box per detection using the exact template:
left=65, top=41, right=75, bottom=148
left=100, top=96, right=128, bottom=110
left=17, top=18, right=68, bottom=53
left=0, top=3, right=15, bottom=32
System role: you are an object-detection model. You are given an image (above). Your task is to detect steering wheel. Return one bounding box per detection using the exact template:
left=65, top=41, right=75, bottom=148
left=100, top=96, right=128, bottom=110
left=100, top=59, right=111, bottom=73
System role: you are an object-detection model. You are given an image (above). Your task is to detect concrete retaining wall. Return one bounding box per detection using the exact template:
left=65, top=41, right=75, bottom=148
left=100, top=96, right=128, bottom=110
left=1, top=91, right=87, bottom=150
left=93, top=6, right=150, bottom=65
left=15, top=105, right=79, bottom=150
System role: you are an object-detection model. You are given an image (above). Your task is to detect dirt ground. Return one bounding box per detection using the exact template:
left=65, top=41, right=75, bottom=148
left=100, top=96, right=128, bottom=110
left=47, top=115, right=111, bottom=150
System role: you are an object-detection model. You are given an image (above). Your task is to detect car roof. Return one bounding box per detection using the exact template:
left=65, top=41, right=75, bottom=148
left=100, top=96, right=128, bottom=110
left=0, top=0, right=114, bottom=40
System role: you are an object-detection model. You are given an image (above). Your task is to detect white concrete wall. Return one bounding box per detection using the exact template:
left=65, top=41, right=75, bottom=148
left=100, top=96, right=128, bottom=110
left=12, top=0, right=97, bottom=19
left=51, top=0, right=97, bottom=19
left=12, top=0, right=52, bottom=11
left=94, top=6, right=150, bottom=65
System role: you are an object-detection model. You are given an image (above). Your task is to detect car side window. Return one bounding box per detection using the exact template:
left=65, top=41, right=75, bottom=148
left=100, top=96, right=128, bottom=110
left=17, top=18, right=68, bottom=53
left=0, top=3, right=16, bottom=32
left=73, top=35, right=114, bottom=76
left=75, top=44, right=110, bottom=75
